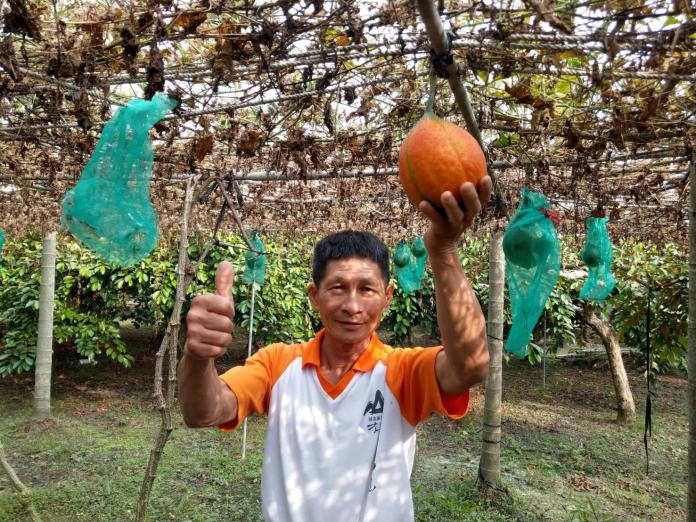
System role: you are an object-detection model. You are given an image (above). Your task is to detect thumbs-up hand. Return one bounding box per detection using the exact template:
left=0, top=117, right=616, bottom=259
left=184, top=261, right=236, bottom=360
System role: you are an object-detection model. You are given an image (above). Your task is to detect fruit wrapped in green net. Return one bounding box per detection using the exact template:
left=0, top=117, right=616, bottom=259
left=580, top=217, right=616, bottom=301
left=242, top=232, right=267, bottom=286
left=411, top=236, right=428, bottom=285
left=61, top=93, right=178, bottom=266
left=502, top=188, right=561, bottom=357
left=393, top=241, right=420, bottom=294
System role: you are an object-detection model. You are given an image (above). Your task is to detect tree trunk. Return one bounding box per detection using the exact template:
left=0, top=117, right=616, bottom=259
left=687, top=153, right=696, bottom=519
left=479, top=231, right=505, bottom=487
left=32, top=231, right=56, bottom=421
left=582, top=304, right=636, bottom=423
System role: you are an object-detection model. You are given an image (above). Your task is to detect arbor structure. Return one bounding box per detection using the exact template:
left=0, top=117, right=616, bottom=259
left=0, top=0, right=692, bottom=245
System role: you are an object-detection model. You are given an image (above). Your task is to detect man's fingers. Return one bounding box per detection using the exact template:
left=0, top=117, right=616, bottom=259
left=196, top=310, right=234, bottom=334
left=477, top=176, right=493, bottom=207
left=184, top=339, right=227, bottom=360
left=191, top=294, right=234, bottom=318
left=439, top=190, right=464, bottom=224
left=418, top=199, right=446, bottom=227
left=185, top=301, right=233, bottom=360
left=185, top=261, right=236, bottom=361
left=456, top=183, right=479, bottom=224
left=191, top=328, right=232, bottom=349
left=215, top=261, right=235, bottom=302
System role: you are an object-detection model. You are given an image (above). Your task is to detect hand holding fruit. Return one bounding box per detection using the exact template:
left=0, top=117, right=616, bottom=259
left=184, top=261, right=235, bottom=360
left=418, top=178, right=493, bottom=255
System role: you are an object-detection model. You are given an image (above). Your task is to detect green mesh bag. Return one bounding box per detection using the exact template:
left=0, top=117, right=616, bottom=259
left=580, top=217, right=616, bottom=301
left=393, top=241, right=419, bottom=294
left=411, top=236, right=428, bottom=283
left=503, top=188, right=561, bottom=357
left=61, top=93, right=177, bottom=266
left=0, top=229, right=4, bottom=265
left=242, top=233, right=267, bottom=286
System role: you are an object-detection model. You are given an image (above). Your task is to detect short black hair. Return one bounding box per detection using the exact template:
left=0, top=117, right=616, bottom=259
left=312, top=230, right=390, bottom=288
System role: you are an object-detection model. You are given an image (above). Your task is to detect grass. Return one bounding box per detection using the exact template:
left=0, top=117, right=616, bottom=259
left=0, top=332, right=688, bottom=521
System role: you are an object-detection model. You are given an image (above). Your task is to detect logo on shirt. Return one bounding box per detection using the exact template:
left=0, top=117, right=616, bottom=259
left=363, top=389, right=384, bottom=415
left=363, top=389, right=384, bottom=434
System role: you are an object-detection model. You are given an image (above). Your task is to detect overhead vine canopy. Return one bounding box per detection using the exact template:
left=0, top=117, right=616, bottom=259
left=0, top=0, right=694, bottom=245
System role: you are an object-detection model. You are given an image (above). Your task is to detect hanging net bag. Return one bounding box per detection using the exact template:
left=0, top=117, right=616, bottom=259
left=393, top=241, right=418, bottom=294
left=580, top=217, right=616, bottom=301
left=242, top=232, right=267, bottom=286
left=502, top=188, right=561, bottom=357
left=411, top=236, right=428, bottom=284
left=394, top=238, right=428, bottom=294
left=61, top=93, right=178, bottom=266
left=0, top=229, right=4, bottom=266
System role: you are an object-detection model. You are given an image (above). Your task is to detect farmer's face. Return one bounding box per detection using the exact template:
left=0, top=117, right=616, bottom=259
left=308, top=257, right=393, bottom=346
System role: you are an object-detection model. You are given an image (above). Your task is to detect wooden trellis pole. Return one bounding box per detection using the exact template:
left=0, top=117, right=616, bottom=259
left=32, top=231, right=56, bottom=421
left=414, top=0, right=507, bottom=491
left=136, top=175, right=199, bottom=521
left=480, top=231, right=505, bottom=487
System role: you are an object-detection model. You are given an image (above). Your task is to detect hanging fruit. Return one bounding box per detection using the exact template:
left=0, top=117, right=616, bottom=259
left=503, top=227, right=551, bottom=269
left=393, top=246, right=411, bottom=268
left=503, top=205, right=560, bottom=269
left=581, top=243, right=602, bottom=267
left=411, top=236, right=427, bottom=258
left=398, top=75, right=486, bottom=209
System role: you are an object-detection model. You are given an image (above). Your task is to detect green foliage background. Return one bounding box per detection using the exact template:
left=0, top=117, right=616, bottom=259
left=0, top=232, right=687, bottom=377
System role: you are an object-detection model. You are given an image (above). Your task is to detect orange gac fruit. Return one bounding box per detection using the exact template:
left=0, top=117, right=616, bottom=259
left=398, top=112, right=486, bottom=208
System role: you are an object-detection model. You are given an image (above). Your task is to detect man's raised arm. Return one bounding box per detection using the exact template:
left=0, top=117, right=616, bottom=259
left=419, top=178, right=493, bottom=395
left=178, top=261, right=238, bottom=427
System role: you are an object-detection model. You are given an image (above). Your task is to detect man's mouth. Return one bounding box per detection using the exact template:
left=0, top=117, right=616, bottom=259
left=338, top=321, right=362, bottom=329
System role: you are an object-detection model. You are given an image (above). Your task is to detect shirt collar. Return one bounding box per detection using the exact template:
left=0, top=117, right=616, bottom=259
left=302, top=329, right=386, bottom=373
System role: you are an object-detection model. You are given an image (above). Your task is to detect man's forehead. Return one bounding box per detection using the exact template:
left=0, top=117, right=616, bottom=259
left=323, top=257, right=382, bottom=279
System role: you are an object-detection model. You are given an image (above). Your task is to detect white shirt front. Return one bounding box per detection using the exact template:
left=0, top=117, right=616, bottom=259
left=262, top=358, right=415, bottom=522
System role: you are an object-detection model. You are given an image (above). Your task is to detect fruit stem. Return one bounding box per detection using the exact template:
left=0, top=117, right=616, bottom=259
left=425, top=71, right=436, bottom=115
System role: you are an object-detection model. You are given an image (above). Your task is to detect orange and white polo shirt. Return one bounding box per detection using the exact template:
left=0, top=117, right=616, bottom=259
left=218, top=329, right=470, bottom=522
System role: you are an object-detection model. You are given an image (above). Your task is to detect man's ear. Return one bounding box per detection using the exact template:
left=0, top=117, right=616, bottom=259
left=307, top=283, right=320, bottom=312
left=384, top=282, right=395, bottom=310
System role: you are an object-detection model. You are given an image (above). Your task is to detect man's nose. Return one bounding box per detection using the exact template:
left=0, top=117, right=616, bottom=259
left=341, top=292, right=361, bottom=314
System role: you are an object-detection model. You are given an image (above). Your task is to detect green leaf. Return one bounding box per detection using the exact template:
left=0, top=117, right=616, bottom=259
left=662, top=15, right=679, bottom=28
left=555, top=79, right=571, bottom=95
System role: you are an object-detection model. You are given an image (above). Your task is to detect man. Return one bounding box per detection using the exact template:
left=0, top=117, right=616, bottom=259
left=178, top=177, right=493, bottom=522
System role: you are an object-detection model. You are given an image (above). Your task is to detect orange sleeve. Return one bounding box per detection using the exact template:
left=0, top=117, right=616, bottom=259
left=217, top=343, right=300, bottom=431
left=385, top=346, right=470, bottom=426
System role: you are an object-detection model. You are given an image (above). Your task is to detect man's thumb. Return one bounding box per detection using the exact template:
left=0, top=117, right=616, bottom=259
left=215, top=261, right=235, bottom=301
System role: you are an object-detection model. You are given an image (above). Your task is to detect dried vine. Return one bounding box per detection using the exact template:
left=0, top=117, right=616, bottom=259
left=0, top=436, right=43, bottom=522
left=135, top=174, right=199, bottom=521
left=0, top=0, right=694, bottom=243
